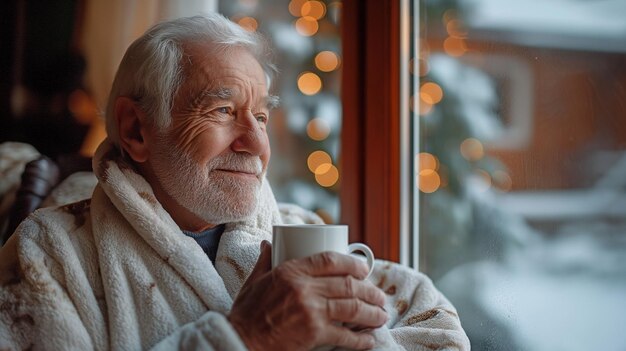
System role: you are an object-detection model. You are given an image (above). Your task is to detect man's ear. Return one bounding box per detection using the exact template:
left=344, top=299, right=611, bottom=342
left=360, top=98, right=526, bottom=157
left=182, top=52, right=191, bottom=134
left=115, top=97, right=150, bottom=163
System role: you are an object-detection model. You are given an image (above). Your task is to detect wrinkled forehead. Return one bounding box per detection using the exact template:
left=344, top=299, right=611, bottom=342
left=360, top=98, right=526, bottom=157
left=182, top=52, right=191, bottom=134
left=180, top=43, right=267, bottom=89
left=172, top=42, right=272, bottom=108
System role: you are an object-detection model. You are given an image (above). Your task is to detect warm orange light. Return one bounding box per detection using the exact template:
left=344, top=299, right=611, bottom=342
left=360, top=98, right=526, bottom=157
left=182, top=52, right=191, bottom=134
left=289, top=0, right=308, bottom=16
left=68, top=89, right=97, bottom=125
left=314, top=163, right=332, bottom=175
left=443, top=36, right=467, bottom=57
left=315, top=51, right=340, bottom=72
left=493, top=170, right=513, bottom=192
left=417, top=152, right=439, bottom=171
left=295, top=16, right=319, bottom=36
left=460, top=138, right=484, bottom=161
left=307, top=150, right=332, bottom=173
left=298, top=72, right=322, bottom=95
left=315, top=164, right=339, bottom=187
left=420, top=82, right=443, bottom=104
left=418, top=94, right=434, bottom=115
left=237, top=16, right=258, bottom=32
left=418, top=169, right=441, bottom=193
left=306, top=118, right=331, bottom=141
left=301, top=1, right=326, bottom=20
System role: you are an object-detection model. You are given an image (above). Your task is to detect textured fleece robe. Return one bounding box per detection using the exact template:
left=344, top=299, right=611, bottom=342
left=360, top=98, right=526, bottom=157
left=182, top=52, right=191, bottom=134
left=0, top=140, right=470, bottom=350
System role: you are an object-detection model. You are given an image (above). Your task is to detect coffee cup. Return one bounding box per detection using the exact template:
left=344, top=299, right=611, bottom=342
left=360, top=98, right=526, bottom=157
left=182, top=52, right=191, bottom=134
left=272, top=224, right=375, bottom=278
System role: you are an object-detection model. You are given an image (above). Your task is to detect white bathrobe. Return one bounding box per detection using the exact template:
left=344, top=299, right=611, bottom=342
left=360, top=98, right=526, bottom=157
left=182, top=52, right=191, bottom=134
left=0, top=140, right=470, bottom=350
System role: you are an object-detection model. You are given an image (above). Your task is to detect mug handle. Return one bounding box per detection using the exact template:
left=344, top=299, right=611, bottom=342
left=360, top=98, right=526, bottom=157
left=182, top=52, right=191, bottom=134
left=347, top=243, right=375, bottom=279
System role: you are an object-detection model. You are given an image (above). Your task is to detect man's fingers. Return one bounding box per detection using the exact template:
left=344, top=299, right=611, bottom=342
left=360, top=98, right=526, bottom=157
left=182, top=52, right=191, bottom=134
left=245, top=240, right=272, bottom=285
left=323, top=324, right=376, bottom=350
left=315, top=276, right=386, bottom=308
left=326, top=298, right=388, bottom=328
left=299, top=251, right=370, bottom=279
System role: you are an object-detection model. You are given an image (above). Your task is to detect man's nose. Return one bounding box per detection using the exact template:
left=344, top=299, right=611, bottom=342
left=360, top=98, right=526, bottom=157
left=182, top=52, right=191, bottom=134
left=231, top=109, right=268, bottom=156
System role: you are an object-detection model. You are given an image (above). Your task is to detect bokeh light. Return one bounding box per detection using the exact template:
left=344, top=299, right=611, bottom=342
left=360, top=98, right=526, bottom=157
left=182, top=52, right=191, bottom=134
left=301, top=1, right=326, bottom=20
left=288, top=0, right=308, bottom=16
left=417, top=152, right=439, bottom=171
left=443, top=36, right=467, bottom=57
left=460, top=138, right=484, bottom=161
left=306, top=118, right=331, bottom=141
left=295, top=16, right=319, bottom=36
left=314, top=162, right=332, bottom=175
left=420, top=82, right=444, bottom=104
left=307, top=150, right=332, bottom=173
left=297, top=72, right=322, bottom=95
left=68, top=89, right=96, bottom=124
left=237, top=16, right=258, bottom=32
left=418, top=169, right=441, bottom=193
left=315, top=51, right=340, bottom=72
left=315, top=164, right=339, bottom=187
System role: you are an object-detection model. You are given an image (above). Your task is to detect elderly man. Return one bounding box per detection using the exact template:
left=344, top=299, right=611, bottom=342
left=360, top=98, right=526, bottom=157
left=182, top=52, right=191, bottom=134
left=0, top=14, right=469, bottom=350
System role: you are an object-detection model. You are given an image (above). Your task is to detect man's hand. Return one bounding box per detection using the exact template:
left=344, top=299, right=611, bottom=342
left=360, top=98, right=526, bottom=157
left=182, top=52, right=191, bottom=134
left=229, top=241, right=388, bottom=351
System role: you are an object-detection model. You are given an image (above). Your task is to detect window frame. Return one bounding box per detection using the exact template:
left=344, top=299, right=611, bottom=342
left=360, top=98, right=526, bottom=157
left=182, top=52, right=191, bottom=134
left=341, top=0, right=417, bottom=265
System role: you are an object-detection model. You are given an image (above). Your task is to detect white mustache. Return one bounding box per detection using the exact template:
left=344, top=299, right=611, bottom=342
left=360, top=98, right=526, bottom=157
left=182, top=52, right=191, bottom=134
left=208, top=153, right=263, bottom=175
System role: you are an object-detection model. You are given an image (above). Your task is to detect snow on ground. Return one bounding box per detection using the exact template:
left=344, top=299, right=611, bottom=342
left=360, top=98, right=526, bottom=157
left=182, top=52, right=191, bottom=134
left=438, top=223, right=626, bottom=351
left=479, top=263, right=626, bottom=351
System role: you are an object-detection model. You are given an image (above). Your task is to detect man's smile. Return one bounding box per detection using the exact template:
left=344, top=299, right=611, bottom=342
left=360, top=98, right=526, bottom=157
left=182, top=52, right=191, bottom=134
left=213, top=168, right=260, bottom=179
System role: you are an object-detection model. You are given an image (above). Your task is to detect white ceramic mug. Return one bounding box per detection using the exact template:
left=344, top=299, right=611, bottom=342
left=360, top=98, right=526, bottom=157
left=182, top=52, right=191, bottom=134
left=272, top=224, right=375, bottom=278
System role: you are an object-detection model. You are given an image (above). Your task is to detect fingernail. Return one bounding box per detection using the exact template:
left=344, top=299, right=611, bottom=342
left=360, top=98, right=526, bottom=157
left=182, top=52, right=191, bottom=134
left=381, top=307, right=390, bottom=322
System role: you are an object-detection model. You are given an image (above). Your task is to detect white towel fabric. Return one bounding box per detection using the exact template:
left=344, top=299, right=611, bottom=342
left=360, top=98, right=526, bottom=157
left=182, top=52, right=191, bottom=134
left=41, top=171, right=98, bottom=208
left=0, top=139, right=469, bottom=350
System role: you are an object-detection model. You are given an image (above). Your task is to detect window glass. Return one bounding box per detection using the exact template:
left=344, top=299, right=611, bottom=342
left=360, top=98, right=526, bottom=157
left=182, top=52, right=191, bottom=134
left=219, top=0, right=343, bottom=223
left=416, top=1, right=626, bottom=349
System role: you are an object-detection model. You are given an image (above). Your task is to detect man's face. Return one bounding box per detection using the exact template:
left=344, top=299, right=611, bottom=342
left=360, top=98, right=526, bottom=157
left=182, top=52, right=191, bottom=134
left=148, top=44, right=272, bottom=225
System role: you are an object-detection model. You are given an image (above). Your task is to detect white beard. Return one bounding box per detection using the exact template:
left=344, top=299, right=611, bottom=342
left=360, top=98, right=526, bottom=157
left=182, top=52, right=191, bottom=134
left=151, top=134, right=264, bottom=224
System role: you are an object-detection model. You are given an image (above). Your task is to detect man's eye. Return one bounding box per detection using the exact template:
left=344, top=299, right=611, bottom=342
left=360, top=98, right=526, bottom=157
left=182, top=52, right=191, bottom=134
left=215, top=107, right=231, bottom=114
left=255, top=114, right=268, bottom=124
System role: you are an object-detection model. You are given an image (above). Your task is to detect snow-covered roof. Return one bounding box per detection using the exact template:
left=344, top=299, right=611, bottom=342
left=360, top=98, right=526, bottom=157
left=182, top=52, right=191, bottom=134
left=464, top=0, right=626, bottom=53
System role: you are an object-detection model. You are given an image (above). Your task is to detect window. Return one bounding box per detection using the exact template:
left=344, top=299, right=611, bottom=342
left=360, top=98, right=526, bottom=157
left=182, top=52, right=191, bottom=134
left=415, top=0, right=626, bottom=349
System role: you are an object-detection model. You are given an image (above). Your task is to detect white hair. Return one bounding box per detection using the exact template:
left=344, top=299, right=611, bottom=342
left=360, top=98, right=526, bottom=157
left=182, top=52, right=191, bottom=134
left=104, top=13, right=276, bottom=145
